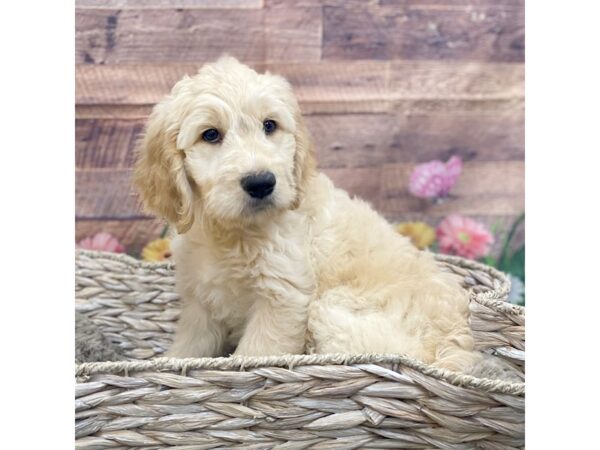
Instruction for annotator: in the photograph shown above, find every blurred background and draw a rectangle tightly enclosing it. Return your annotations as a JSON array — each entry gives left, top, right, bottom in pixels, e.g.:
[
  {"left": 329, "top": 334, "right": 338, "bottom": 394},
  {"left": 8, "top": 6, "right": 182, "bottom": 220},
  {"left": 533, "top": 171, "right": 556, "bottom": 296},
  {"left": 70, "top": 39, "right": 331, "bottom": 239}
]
[{"left": 75, "top": 0, "right": 524, "bottom": 296}]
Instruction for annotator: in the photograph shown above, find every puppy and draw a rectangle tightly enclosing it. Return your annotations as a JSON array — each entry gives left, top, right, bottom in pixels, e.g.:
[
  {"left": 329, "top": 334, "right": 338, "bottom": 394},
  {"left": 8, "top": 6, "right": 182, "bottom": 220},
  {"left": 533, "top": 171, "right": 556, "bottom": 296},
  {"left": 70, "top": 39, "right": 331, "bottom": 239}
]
[{"left": 134, "top": 57, "right": 501, "bottom": 376}]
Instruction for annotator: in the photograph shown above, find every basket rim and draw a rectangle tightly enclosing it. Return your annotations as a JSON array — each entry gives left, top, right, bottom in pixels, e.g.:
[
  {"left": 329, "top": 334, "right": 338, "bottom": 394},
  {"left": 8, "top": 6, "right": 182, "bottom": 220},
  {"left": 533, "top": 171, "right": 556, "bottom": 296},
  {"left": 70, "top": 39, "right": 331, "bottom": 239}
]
[
  {"left": 75, "top": 352, "right": 524, "bottom": 396},
  {"left": 75, "top": 249, "right": 524, "bottom": 316}
]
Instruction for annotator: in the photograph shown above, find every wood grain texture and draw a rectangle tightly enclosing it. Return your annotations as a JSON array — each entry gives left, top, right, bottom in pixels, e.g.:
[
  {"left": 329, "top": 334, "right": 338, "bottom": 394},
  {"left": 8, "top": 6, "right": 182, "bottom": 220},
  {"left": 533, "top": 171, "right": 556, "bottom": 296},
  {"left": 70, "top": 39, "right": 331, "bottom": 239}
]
[
  {"left": 76, "top": 112, "right": 523, "bottom": 169},
  {"left": 77, "top": 98, "right": 524, "bottom": 118},
  {"left": 310, "top": 112, "right": 524, "bottom": 167},
  {"left": 266, "top": 0, "right": 379, "bottom": 7},
  {"left": 76, "top": 104, "right": 154, "bottom": 119},
  {"left": 75, "top": 61, "right": 523, "bottom": 115},
  {"left": 323, "top": 4, "right": 524, "bottom": 62},
  {"left": 389, "top": 61, "right": 523, "bottom": 100},
  {"left": 268, "top": 1, "right": 525, "bottom": 10},
  {"left": 76, "top": 161, "right": 523, "bottom": 220},
  {"left": 76, "top": 169, "right": 142, "bottom": 219},
  {"left": 76, "top": 7, "right": 321, "bottom": 64},
  {"left": 377, "top": 160, "right": 524, "bottom": 216},
  {"left": 77, "top": 0, "right": 263, "bottom": 8},
  {"left": 76, "top": 64, "right": 197, "bottom": 104},
  {"left": 76, "top": 119, "right": 143, "bottom": 168},
  {"left": 379, "top": 1, "right": 524, "bottom": 5}
]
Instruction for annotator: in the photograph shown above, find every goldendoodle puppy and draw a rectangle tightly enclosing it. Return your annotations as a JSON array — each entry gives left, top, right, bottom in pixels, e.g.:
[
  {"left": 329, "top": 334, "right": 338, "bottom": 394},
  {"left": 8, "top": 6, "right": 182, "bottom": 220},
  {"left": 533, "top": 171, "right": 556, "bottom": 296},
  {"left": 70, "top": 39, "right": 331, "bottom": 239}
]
[{"left": 134, "top": 57, "right": 501, "bottom": 377}]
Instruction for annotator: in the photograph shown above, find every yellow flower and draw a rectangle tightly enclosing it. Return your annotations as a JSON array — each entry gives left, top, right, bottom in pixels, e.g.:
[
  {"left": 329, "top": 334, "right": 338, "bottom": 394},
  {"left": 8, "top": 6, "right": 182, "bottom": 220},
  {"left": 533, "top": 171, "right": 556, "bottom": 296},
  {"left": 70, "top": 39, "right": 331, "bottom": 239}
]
[
  {"left": 142, "top": 238, "right": 172, "bottom": 261},
  {"left": 395, "top": 222, "right": 436, "bottom": 249}
]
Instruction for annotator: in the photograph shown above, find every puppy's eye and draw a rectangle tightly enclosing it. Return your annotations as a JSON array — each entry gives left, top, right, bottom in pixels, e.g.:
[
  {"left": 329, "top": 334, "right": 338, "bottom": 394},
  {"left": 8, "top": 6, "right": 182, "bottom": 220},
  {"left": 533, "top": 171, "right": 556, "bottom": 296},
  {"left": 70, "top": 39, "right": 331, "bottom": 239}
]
[
  {"left": 263, "top": 119, "right": 277, "bottom": 135},
  {"left": 202, "top": 128, "right": 221, "bottom": 143}
]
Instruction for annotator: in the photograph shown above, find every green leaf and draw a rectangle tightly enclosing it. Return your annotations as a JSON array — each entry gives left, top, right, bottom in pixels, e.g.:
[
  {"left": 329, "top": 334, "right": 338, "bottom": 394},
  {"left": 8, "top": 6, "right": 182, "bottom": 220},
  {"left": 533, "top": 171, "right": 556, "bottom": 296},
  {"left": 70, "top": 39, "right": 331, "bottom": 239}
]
[
  {"left": 499, "top": 213, "right": 525, "bottom": 268},
  {"left": 482, "top": 255, "right": 497, "bottom": 267},
  {"left": 490, "top": 220, "right": 502, "bottom": 235},
  {"left": 160, "top": 224, "right": 169, "bottom": 239},
  {"left": 505, "top": 245, "right": 525, "bottom": 281}
]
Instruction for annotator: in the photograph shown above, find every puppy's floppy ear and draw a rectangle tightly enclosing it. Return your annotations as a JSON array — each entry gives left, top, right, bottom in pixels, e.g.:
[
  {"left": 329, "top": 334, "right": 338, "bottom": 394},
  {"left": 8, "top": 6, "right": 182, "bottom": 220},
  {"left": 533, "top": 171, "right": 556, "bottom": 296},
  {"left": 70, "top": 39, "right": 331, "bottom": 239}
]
[
  {"left": 133, "top": 103, "right": 195, "bottom": 234},
  {"left": 291, "top": 111, "right": 316, "bottom": 208}
]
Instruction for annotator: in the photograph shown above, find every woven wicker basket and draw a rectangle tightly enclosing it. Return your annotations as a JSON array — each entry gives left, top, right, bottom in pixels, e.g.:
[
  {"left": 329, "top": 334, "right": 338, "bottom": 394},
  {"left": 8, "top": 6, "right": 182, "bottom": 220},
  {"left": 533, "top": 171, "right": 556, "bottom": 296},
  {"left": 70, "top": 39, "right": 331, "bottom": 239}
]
[{"left": 75, "top": 250, "right": 525, "bottom": 449}]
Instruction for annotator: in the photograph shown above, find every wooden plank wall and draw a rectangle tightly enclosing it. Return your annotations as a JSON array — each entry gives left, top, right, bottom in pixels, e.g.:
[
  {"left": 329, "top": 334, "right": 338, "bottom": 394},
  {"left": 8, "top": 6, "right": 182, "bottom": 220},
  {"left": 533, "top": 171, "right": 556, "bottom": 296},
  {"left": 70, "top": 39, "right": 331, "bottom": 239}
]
[{"left": 75, "top": 0, "right": 524, "bottom": 255}]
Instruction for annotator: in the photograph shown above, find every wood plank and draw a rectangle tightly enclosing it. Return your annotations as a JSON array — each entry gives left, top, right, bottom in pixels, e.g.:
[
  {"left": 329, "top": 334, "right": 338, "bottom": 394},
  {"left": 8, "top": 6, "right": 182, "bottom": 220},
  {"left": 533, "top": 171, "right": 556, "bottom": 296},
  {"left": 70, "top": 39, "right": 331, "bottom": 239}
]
[
  {"left": 288, "top": 59, "right": 523, "bottom": 114},
  {"left": 75, "top": 112, "right": 523, "bottom": 169},
  {"left": 379, "top": 1, "right": 523, "bottom": 6},
  {"left": 76, "top": 119, "right": 144, "bottom": 168},
  {"left": 76, "top": 104, "right": 154, "bottom": 119},
  {"left": 323, "top": 4, "right": 524, "bottom": 62},
  {"left": 378, "top": 160, "right": 524, "bottom": 216},
  {"left": 310, "top": 111, "right": 524, "bottom": 167},
  {"left": 266, "top": 0, "right": 378, "bottom": 7},
  {"left": 76, "top": 169, "right": 143, "bottom": 219},
  {"left": 389, "top": 61, "right": 523, "bottom": 100},
  {"left": 75, "top": 64, "right": 198, "bottom": 105},
  {"left": 76, "top": 161, "right": 523, "bottom": 220},
  {"left": 75, "top": 62, "right": 387, "bottom": 105},
  {"left": 76, "top": 218, "right": 167, "bottom": 257},
  {"left": 75, "top": 61, "right": 523, "bottom": 115},
  {"left": 77, "top": 97, "right": 524, "bottom": 118},
  {"left": 267, "top": 1, "right": 523, "bottom": 6},
  {"left": 75, "top": 7, "right": 321, "bottom": 64},
  {"left": 77, "top": 0, "right": 263, "bottom": 8}
]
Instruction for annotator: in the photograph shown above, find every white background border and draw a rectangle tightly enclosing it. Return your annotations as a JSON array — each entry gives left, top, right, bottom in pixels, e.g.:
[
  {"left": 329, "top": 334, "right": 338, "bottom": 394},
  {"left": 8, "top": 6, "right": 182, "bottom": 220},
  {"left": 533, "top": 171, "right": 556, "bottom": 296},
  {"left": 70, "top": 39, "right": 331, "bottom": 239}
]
[{"left": 2, "top": 0, "right": 600, "bottom": 447}]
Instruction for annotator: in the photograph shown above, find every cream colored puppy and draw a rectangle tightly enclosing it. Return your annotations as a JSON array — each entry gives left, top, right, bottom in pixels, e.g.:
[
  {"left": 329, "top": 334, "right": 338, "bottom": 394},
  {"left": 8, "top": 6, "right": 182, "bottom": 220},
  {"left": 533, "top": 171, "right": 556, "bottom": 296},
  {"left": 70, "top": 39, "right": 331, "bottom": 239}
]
[{"left": 134, "top": 57, "right": 489, "bottom": 374}]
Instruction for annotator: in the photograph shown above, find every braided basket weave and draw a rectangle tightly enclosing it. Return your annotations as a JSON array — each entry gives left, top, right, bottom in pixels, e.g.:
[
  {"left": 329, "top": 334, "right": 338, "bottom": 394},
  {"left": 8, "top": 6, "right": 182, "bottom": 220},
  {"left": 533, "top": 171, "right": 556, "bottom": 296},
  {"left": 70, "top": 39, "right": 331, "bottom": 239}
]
[{"left": 75, "top": 250, "right": 525, "bottom": 449}]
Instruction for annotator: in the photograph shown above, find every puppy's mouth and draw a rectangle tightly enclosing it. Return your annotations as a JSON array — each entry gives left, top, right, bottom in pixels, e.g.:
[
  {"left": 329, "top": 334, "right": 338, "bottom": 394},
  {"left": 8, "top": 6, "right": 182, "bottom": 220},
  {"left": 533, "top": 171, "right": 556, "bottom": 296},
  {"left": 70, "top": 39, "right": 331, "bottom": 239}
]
[{"left": 245, "top": 197, "right": 275, "bottom": 213}]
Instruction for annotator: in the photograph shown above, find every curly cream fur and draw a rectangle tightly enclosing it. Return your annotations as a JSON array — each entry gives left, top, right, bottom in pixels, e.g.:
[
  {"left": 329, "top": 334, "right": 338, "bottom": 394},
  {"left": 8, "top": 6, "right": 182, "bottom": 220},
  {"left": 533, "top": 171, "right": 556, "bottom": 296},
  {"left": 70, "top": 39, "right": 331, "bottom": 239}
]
[{"left": 134, "top": 57, "right": 485, "bottom": 374}]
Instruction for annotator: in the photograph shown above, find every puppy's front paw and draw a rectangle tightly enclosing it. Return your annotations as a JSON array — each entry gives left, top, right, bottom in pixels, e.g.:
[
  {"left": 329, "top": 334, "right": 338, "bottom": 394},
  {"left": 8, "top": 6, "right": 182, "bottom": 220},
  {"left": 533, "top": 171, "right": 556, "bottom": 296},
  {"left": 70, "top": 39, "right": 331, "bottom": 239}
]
[
  {"left": 164, "top": 343, "right": 203, "bottom": 358},
  {"left": 231, "top": 342, "right": 261, "bottom": 357},
  {"left": 232, "top": 340, "right": 291, "bottom": 357}
]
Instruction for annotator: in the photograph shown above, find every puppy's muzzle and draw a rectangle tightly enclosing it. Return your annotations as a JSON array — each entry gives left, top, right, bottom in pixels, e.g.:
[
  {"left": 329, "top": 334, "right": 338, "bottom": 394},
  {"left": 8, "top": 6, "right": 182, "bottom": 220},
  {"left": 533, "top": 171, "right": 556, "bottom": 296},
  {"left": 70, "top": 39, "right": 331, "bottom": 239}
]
[{"left": 240, "top": 172, "right": 276, "bottom": 199}]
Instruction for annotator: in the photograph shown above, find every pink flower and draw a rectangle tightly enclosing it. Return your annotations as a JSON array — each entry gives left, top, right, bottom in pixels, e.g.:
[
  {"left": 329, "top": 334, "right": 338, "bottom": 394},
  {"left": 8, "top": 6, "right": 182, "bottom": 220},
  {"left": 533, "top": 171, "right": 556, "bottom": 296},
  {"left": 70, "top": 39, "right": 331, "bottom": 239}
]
[
  {"left": 409, "top": 156, "right": 463, "bottom": 199},
  {"left": 436, "top": 215, "right": 494, "bottom": 259},
  {"left": 77, "top": 232, "right": 125, "bottom": 253}
]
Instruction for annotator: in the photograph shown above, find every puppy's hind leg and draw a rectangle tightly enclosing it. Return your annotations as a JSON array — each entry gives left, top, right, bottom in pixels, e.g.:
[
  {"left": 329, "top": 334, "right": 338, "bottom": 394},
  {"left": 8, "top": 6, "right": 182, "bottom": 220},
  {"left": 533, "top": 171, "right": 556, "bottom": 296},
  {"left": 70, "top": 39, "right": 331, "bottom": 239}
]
[
  {"left": 307, "top": 287, "right": 424, "bottom": 356},
  {"left": 434, "top": 342, "right": 523, "bottom": 383},
  {"left": 465, "top": 352, "right": 524, "bottom": 383}
]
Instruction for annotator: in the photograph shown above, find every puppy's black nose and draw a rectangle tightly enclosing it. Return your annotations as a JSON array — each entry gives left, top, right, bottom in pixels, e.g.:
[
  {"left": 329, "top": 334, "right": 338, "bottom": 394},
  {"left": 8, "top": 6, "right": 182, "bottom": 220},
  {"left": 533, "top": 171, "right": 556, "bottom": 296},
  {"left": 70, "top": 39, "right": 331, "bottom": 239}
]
[{"left": 240, "top": 172, "right": 276, "bottom": 199}]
